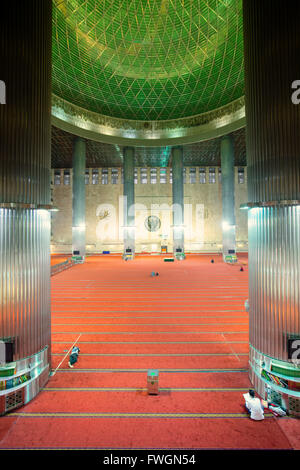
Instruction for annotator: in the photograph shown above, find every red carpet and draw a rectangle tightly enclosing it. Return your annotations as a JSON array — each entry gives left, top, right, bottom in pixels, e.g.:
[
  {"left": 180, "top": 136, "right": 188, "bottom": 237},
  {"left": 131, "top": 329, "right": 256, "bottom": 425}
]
[{"left": 0, "top": 254, "right": 298, "bottom": 449}]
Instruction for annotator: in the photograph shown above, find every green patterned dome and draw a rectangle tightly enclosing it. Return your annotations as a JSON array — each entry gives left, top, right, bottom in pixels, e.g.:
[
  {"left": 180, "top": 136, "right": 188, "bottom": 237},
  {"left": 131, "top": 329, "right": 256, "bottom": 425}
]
[{"left": 52, "top": 0, "right": 244, "bottom": 121}]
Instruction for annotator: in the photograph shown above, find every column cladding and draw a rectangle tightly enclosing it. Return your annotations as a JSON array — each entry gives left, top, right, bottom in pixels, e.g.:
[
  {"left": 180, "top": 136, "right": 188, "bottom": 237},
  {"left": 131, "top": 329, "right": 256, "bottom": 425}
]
[
  {"left": 243, "top": 0, "right": 300, "bottom": 415},
  {"left": 0, "top": 0, "right": 52, "bottom": 412},
  {"left": 72, "top": 137, "right": 86, "bottom": 260},
  {"left": 221, "top": 135, "right": 236, "bottom": 260},
  {"left": 123, "top": 147, "right": 135, "bottom": 255},
  {"left": 172, "top": 146, "right": 184, "bottom": 254}
]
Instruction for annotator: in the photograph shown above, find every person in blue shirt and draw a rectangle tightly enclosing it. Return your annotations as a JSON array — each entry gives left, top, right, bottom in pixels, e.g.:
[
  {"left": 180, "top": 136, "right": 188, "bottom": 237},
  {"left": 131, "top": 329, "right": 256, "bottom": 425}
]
[{"left": 68, "top": 346, "right": 80, "bottom": 368}]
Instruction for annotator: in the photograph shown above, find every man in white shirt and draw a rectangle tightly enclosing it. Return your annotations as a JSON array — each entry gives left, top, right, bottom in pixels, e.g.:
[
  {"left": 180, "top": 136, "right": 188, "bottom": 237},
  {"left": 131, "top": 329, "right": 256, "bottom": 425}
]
[{"left": 244, "top": 389, "right": 265, "bottom": 420}]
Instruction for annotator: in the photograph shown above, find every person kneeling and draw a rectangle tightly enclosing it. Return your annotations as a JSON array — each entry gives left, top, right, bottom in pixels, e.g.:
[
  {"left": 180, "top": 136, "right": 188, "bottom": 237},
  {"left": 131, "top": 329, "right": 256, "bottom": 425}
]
[
  {"left": 68, "top": 346, "right": 80, "bottom": 368},
  {"left": 244, "top": 389, "right": 264, "bottom": 421}
]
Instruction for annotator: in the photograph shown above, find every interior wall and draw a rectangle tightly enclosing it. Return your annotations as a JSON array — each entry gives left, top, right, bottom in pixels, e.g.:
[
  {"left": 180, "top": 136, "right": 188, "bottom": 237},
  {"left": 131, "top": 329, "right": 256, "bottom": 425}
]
[{"left": 50, "top": 167, "right": 248, "bottom": 253}]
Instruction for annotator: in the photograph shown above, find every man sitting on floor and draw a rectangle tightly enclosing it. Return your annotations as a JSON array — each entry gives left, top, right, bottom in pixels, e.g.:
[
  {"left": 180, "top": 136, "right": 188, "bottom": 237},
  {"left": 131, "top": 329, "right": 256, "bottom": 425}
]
[
  {"left": 243, "top": 389, "right": 265, "bottom": 421},
  {"left": 68, "top": 345, "right": 80, "bottom": 368}
]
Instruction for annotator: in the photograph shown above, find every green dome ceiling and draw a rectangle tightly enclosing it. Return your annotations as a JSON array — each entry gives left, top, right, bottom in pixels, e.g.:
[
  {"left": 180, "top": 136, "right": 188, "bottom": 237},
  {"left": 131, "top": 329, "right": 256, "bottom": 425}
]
[{"left": 52, "top": 0, "right": 244, "bottom": 122}]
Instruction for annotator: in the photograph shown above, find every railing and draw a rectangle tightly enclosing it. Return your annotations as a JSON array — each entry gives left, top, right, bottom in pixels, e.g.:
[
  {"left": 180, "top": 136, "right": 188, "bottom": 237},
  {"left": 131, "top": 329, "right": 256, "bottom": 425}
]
[{"left": 51, "top": 258, "right": 75, "bottom": 276}]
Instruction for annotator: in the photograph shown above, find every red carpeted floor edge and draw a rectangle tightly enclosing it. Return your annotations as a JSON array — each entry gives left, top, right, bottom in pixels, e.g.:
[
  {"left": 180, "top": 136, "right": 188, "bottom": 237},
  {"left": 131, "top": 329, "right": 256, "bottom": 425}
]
[{"left": 0, "top": 254, "right": 299, "bottom": 450}]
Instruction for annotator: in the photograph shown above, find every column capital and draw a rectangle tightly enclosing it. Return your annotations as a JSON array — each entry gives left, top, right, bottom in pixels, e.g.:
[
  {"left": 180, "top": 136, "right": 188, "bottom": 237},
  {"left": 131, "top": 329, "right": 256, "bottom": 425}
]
[
  {"left": 221, "top": 134, "right": 234, "bottom": 143},
  {"left": 171, "top": 146, "right": 183, "bottom": 156},
  {"left": 123, "top": 146, "right": 135, "bottom": 156}
]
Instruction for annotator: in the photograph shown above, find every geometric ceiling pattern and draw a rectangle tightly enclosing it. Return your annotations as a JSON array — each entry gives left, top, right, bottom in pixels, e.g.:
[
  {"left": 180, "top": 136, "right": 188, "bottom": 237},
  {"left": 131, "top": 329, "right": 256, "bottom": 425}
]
[
  {"left": 52, "top": 0, "right": 244, "bottom": 121},
  {"left": 51, "top": 125, "right": 246, "bottom": 168}
]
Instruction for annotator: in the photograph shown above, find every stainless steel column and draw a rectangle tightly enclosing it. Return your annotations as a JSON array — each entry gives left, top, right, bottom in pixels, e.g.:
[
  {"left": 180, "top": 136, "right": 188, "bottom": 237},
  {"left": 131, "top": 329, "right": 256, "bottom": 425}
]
[
  {"left": 0, "top": 0, "right": 52, "bottom": 413},
  {"left": 172, "top": 147, "right": 184, "bottom": 254},
  {"left": 72, "top": 137, "right": 86, "bottom": 261},
  {"left": 243, "top": 0, "right": 300, "bottom": 416},
  {"left": 221, "top": 135, "right": 236, "bottom": 261},
  {"left": 123, "top": 147, "right": 135, "bottom": 256}
]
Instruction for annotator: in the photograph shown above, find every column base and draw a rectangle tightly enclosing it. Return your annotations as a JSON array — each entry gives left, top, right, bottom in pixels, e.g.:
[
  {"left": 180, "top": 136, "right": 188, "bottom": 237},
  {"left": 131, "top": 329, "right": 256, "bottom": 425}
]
[
  {"left": 173, "top": 243, "right": 185, "bottom": 259},
  {"left": 0, "top": 347, "right": 49, "bottom": 415},
  {"left": 249, "top": 344, "right": 300, "bottom": 418},
  {"left": 122, "top": 251, "right": 134, "bottom": 260},
  {"left": 71, "top": 255, "right": 85, "bottom": 263},
  {"left": 223, "top": 252, "right": 238, "bottom": 263},
  {"left": 174, "top": 252, "right": 186, "bottom": 260}
]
